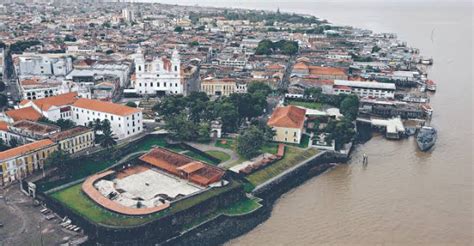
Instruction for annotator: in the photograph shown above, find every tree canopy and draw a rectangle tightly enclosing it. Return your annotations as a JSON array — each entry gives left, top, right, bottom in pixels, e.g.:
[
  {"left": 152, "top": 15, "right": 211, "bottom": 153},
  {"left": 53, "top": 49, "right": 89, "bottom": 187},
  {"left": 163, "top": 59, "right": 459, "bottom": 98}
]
[
  {"left": 0, "top": 94, "right": 7, "bottom": 108},
  {"left": 125, "top": 101, "right": 138, "bottom": 108},
  {"left": 325, "top": 118, "right": 356, "bottom": 150},
  {"left": 0, "top": 81, "right": 6, "bottom": 92},
  {"left": 339, "top": 94, "right": 360, "bottom": 121},
  {"left": 256, "top": 39, "right": 299, "bottom": 56}
]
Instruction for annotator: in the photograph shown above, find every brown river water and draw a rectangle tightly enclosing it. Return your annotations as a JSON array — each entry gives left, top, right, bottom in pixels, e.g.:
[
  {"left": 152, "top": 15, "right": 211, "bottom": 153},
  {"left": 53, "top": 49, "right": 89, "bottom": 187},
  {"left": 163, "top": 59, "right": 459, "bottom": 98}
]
[{"left": 159, "top": 0, "right": 474, "bottom": 244}]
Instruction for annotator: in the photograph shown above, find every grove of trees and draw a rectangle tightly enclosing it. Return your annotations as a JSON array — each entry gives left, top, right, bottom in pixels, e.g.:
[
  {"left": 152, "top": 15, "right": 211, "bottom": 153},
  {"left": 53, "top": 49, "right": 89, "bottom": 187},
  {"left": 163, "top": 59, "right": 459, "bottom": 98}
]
[
  {"left": 255, "top": 39, "right": 299, "bottom": 56},
  {"left": 153, "top": 82, "right": 273, "bottom": 142}
]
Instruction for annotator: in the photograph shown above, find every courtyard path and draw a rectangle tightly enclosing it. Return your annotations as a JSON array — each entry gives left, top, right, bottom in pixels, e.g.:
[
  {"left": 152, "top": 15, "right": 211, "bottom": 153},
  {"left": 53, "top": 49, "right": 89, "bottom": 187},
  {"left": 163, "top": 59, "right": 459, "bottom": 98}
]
[{"left": 185, "top": 141, "right": 239, "bottom": 168}]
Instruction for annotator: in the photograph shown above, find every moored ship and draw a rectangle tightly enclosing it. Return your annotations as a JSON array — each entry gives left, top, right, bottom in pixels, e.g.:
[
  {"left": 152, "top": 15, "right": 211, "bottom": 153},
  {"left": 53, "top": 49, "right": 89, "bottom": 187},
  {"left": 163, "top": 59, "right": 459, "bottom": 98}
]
[
  {"left": 425, "top": 79, "right": 437, "bottom": 91},
  {"left": 416, "top": 126, "right": 437, "bottom": 151}
]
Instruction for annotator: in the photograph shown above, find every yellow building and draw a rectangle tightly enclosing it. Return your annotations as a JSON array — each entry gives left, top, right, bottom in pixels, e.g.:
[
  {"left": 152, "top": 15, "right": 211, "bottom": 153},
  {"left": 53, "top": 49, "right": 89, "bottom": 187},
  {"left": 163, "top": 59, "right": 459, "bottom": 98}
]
[
  {"left": 0, "top": 139, "right": 57, "bottom": 185},
  {"left": 49, "top": 126, "right": 95, "bottom": 154},
  {"left": 267, "top": 106, "right": 306, "bottom": 144},
  {"left": 200, "top": 78, "right": 246, "bottom": 97}
]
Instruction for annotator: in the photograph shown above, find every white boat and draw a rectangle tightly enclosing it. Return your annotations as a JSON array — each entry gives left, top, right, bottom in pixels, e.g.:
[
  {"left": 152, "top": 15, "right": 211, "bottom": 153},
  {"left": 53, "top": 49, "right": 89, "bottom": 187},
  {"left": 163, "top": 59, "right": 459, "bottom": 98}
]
[{"left": 425, "top": 80, "right": 437, "bottom": 91}]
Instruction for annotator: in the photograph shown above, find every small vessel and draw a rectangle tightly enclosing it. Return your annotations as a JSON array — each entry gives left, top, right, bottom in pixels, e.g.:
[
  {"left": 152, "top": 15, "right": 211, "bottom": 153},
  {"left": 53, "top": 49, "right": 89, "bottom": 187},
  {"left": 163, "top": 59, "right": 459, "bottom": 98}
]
[
  {"left": 416, "top": 126, "right": 437, "bottom": 151},
  {"left": 425, "top": 79, "right": 437, "bottom": 92},
  {"left": 420, "top": 58, "right": 434, "bottom": 65},
  {"left": 421, "top": 104, "right": 433, "bottom": 117}
]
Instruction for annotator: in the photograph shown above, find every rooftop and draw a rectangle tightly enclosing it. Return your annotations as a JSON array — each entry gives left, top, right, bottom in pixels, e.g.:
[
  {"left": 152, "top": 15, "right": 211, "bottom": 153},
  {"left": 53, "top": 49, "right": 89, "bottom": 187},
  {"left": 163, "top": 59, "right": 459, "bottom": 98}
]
[
  {"left": 268, "top": 105, "right": 306, "bottom": 129},
  {"left": 5, "top": 107, "right": 42, "bottom": 122},
  {"left": 23, "top": 92, "right": 79, "bottom": 111},
  {"left": 73, "top": 98, "right": 141, "bottom": 116},
  {"left": 334, "top": 80, "right": 396, "bottom": 90},
  {"left": 0, "top": 139, "right": 55, "bottom": 160},
  {"left": 139, "top": 147, "right": 225, "bottom": 187},
  {"left": 49, "top": 126, "right": 92, "bottom": 142},
  {"left": 12, "top": 120, "right": 60, "bottom": 134}
]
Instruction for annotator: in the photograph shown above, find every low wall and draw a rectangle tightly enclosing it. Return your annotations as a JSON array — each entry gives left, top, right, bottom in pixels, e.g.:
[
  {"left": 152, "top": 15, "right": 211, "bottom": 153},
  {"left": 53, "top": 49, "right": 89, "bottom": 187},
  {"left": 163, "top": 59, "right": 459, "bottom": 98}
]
[{"left": 253, "top": 150, "right": 347, "bottom": 201}]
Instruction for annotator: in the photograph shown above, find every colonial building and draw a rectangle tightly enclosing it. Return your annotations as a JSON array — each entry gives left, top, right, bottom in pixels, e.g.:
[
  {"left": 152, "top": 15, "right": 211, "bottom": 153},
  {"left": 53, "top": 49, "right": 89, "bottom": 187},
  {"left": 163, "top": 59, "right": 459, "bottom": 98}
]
[
  {"left": 0, "top": 139, "right": 57, "bottom": 185},
  {"left": 0, "top": 120, "right": 61, "bottom": 146},
  {"left": 133, "top": 49, "right": 184, "bottom": 96},
  {"left": 200, "top": 78, "right": 247, "bottom": 97},
  {"left": 18, "top": 92, "right": 78, "bottom": 121},
  {"left": 49, "top": 126, "right": 95, "bottom": 154},
  {"left": 267, "top": 105, "right": 306, "bottom": 144},
  {"left": 4, "top": 93, "right": 143, "bottom": 140},
  {"left": 71, "top": 98, "right": 143, "bottom": 140},
  {"left": 291, "top": 62, "right": 348, "bottom": 81}
]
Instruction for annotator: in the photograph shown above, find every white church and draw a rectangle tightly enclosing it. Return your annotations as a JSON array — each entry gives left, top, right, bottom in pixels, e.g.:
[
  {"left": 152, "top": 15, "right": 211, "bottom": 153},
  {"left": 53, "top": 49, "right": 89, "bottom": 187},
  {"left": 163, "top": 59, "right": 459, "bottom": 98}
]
[{"left": 132, "top": 48, "right": 184, "bottom": 96}]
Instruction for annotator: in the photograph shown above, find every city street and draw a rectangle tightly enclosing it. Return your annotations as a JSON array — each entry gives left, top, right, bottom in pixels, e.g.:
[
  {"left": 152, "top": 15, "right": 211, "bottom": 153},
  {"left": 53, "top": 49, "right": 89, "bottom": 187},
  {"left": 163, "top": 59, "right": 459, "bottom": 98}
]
[{"left": 0, "top": 186, "right": 84, "bottom": 245}]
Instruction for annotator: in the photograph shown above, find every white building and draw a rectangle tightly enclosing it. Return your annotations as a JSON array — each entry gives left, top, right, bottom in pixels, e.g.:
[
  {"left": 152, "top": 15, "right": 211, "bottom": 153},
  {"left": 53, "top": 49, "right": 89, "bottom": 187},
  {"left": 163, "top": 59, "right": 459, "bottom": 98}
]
[
  {"left": 14, "top": 92, "right": 143, "bottom": 140},
  {"left": 14, "top": 53, "right": 73, "bottom": 77},
  {"left": 133, "top": 49, "right": 183, "bottom": 96},
  {"left": 0, "top": 48, "right": 4, "bottom": 78},
  {"left": 333, "top": 80, "right": 396, "bottom": 99},
  {"left": 66, "top": 63, "right": 131, "bottom": 87},
  {"left": 71, "top": 98, "right": 143, "bottom": 140},
  {"left": 122, "top": 8, "right": 135, "bottom": 22}
]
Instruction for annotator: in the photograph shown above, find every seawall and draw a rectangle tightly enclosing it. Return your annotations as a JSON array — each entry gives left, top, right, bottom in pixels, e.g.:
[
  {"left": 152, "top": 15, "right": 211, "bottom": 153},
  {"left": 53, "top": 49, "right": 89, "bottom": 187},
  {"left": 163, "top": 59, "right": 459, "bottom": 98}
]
[{"left": 161, "top": 150, "right": 347, "bottom": 246}]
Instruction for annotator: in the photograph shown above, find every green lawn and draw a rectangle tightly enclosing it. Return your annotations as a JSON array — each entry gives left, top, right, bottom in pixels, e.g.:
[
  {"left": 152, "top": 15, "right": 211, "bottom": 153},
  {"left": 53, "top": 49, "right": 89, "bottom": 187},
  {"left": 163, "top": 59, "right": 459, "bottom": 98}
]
[
  {"left": 38, "top": 136, "right": 182, "bottom": 192},
  {"left": 183, "top": 151, "right": 220, "bottom": 165},
  {"left": 50, "top": 179, "right": 243, "bottom": 227},
  {"left": 50, "top": 184, "right": 166, "bottom": 226},
  {"left": 223, "top": 197, "right": 261, "bottom": 216},
  {"left": 205, "top": 150, "right": 231, "bottom": 162},
  {"left": 181, "top": 197, "right": 262, "bottom": 230},
  {"left": 246, "top": 147, "right": 319, "bottom": 186},
  {"left": 287, "top": 100, "right": 322, "bottom": 110},
  {"left": 261, "top": 142, "right": 278, "bottom": 155}
]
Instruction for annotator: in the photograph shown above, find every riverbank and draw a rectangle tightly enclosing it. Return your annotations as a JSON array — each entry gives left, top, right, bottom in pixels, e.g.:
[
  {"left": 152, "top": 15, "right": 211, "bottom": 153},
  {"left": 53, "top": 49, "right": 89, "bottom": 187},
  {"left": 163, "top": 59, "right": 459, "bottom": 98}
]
[{"left": 161, "top": 150, "right": 348, "bottom": 246}]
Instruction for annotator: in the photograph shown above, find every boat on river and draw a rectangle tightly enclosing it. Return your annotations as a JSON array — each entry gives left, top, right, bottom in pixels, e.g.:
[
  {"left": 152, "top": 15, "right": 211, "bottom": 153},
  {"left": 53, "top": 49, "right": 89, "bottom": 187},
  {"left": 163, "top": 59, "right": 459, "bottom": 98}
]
[{"left": 416, "top": 126, "right": 437, "bottom": 151}]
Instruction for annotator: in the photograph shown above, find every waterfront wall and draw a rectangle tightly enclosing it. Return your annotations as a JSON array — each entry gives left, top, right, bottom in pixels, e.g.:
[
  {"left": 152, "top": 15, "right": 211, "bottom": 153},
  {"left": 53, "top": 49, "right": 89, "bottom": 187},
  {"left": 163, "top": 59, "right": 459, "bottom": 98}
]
[
  {"left": 159, "top": 150, "right": 347, "bottom": 246},
  {"left": 161, "top": 205, "right": 270, "bottom": 246},
  {"left": 252, "top": 150, "right": 347, "bottom": 201}
]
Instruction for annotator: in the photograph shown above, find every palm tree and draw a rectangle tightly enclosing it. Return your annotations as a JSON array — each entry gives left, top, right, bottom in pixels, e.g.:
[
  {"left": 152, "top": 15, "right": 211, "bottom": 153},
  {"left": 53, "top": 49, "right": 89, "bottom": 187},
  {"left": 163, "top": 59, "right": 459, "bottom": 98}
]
[{"left": 99, "top": 125, "right": 117, "bottom": 149}]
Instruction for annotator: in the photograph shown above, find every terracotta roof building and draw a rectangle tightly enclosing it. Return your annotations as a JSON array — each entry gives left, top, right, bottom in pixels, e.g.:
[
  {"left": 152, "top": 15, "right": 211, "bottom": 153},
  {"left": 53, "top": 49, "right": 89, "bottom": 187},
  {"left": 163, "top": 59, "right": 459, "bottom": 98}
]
[
  {"left": 71, "top": 98, "right": 143, "bottom": 140},
  {"left": 267, "top": 105, "right": 307, "bottom": 144},
  {"left": 49, "top": 126, "right": 95, "bottom": 154},
  {"left": 5, "top": 107, "right": 43, "bottom": 122},
  {"left": 139, "top": 147, "right": 225, "bottom": 186},
  {"left": 0, "top": 139, "right": 57, "bottom": 185},
  {"left": 291, "top": 62, "right": 348, "bottom": 81}
]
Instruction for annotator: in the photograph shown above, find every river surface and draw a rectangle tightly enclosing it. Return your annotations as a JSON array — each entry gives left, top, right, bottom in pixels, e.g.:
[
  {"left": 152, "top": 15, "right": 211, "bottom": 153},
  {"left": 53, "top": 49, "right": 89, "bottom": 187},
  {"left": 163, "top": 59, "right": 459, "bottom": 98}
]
[{"left": 156, "top": 0, "right": 474, "bottom": 244}]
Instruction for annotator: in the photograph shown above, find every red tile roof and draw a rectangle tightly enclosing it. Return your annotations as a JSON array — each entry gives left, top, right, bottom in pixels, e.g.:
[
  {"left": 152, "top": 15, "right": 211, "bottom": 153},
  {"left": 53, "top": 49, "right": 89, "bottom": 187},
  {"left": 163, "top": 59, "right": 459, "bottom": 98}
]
[
  {"left": 0, "top": 139, "right": 56, "bottom": 160},
  {"left": 139, "top": 147, "right": 225, "bottom": 186},
  {"left": 0, "top": 121, "right": 8, "bottom": 131},
  {"left": 73, "top": 98, "right": 141, "bottom": 116},
  {"left": 31, "top": 92, "right": 79, "bottom": 111},
  {"left": 309, "top": 66, "right": 346, "bottom": 76},
  {"left": 6, "top": 107, "right": 42, "bottom": 122},
  {"left": 268, "top": 105, "right": 306, "bottom": 129},
  {"left": 293, "top": 62, "right": 309, "bottom": 70}
]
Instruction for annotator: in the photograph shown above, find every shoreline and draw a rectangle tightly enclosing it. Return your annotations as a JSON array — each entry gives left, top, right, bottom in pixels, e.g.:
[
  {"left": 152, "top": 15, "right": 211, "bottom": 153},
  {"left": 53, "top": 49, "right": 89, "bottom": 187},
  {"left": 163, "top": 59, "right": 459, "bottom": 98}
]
[{"left": 162, "top": 151, "right": 348, "bottom": 246}]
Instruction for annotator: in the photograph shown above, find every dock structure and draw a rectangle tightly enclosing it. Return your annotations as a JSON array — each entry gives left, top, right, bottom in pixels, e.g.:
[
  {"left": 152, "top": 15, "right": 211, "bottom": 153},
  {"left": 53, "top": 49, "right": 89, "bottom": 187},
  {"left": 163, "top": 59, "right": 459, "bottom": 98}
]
[{"left": 357, "top": 117, "right": 405, "bottom": 139}]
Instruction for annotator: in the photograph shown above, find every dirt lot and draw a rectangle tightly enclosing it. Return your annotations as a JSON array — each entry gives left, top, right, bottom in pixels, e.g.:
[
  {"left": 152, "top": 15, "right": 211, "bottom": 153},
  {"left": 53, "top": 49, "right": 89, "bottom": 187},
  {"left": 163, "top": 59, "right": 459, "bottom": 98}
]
[{"left": 0, "top": 185, "right": 85, "bottom": 246}]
